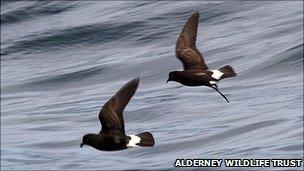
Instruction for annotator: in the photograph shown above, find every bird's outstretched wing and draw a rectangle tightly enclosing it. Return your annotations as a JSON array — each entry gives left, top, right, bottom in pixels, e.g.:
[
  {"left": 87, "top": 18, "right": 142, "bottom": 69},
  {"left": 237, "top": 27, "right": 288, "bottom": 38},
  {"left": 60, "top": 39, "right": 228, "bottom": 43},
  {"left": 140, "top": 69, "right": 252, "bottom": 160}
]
[
  {"left": 98, "top": 78, "right": 139, "bottom": 134},
  {"left": 176, "top": 12, "right": 208, "bottom": 71}
]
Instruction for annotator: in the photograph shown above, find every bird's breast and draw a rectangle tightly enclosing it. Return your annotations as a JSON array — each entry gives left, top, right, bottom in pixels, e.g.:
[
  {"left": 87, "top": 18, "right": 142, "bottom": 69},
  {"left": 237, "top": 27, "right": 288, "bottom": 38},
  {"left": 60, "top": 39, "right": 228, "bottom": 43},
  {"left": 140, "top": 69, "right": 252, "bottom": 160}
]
[{"left": 175, "top": 72, "right": 212, "bottom": 86}]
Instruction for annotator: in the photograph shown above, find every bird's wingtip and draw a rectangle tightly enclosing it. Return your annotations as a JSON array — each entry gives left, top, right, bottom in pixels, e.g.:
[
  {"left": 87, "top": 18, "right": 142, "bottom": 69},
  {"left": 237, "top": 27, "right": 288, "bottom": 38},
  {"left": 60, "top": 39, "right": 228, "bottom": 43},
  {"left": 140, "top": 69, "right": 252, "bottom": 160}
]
[
  {"left": 133, "top": 77, "right": 140, "bottom": 83},
  {"left": 128, "top": 77, "right": 140, "bottom": 88}
]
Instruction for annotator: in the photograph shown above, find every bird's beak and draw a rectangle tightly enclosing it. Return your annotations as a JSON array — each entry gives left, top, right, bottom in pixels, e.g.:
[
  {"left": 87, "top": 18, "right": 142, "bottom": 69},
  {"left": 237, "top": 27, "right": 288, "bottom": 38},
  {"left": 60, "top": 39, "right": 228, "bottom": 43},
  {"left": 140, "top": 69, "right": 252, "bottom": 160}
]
[
  {"left": 166, "top": 79, "right": 170, "bottom": 84},
  {"left": 80, "top": 142, "right": 84, "bottom": 148}
]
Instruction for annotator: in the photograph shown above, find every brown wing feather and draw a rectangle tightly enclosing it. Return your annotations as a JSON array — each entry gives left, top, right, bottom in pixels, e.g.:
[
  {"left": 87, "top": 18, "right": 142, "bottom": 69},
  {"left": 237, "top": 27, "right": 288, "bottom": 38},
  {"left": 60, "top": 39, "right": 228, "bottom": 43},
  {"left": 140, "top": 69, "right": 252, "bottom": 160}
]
[
  {"left": 98, "top": 78, "right": 139, "bottom": 134},
  {"left": 176, "top": 12, "right": 208, "bottom": 70}
]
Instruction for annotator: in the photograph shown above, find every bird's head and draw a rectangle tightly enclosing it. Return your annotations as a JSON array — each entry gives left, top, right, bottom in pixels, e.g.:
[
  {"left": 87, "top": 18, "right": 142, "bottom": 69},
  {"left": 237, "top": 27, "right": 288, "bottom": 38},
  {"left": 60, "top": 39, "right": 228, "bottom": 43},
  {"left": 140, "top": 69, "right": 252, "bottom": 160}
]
[
  {"left": 166, "top": 71, "right": 177, "bottom": 83},
  {"left": 81, "top": 134, "right": 97, "bottom": 148}
]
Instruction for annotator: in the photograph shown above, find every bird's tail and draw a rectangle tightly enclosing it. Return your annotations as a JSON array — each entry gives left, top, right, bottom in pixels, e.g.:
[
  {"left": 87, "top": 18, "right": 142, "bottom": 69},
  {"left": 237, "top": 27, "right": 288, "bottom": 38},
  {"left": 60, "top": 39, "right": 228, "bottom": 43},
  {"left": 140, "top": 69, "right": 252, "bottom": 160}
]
[
  {"left": 218, "top": 65, "right": 236, "bottom": 79},
  {"left": 136, "top": 132, "right": 155, "bottom": 147}
]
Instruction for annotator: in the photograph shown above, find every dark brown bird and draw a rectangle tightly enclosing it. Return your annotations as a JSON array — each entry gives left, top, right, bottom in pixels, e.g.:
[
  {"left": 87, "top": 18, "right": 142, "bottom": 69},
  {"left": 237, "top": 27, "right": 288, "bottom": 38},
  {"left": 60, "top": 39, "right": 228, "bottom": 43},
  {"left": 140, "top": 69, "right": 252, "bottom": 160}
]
[
  {"left": 167, "top": 12, "right": 236, "bottom": 103},
  {"left": 80, "top": 78, "right": 155, "bottom": 151}
]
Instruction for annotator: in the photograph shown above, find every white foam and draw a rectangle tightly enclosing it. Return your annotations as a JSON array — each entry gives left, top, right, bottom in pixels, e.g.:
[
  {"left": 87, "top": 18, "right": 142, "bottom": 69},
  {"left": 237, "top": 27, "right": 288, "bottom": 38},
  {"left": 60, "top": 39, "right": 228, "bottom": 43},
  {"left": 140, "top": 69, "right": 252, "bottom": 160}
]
[
  {"left": 127, "top": 135, "right": 141, "bottom": 147},
  {"left": 211, "top": 70, "right": 223, "bottom": 80}
]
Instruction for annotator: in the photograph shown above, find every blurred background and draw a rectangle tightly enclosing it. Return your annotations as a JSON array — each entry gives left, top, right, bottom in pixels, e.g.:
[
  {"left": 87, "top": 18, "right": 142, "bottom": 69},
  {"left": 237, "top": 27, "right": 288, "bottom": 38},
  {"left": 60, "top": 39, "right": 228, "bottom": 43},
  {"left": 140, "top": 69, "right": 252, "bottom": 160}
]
[{"left": 1, "top": 1, "right": 303, "bottom": 170}]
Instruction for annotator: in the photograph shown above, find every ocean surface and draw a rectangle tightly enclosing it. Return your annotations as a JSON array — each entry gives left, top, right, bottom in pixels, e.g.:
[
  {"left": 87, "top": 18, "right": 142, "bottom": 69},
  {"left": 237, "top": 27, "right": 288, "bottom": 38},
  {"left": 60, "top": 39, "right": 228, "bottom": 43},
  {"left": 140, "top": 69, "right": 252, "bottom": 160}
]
[{"left": 1, "top": 1, "right": 303, "bottom": 170}]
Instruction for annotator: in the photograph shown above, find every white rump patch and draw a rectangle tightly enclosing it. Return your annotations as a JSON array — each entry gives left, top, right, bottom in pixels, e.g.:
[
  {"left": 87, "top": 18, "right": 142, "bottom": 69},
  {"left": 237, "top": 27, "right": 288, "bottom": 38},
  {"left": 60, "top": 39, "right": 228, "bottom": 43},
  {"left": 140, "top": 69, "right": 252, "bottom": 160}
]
[
  {"left": 127, "top": 135, "right": 141, "bottom": 147},
  {"left": 211, "top": 70, "right": 223, "bottom": 80}
]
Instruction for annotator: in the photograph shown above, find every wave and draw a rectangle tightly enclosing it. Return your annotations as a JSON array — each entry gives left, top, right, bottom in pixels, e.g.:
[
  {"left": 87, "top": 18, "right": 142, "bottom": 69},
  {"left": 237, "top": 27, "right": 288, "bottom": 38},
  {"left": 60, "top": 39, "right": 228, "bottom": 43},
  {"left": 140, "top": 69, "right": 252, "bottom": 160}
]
[
  {"left": 1, "top": 1, "right": 75, "bottom": 25},
  {"left": 239, "top": 43, "right": 303, "bottom": 80},
  {"left": 2, "top": 65, "right": 105, "bottom": 92}
]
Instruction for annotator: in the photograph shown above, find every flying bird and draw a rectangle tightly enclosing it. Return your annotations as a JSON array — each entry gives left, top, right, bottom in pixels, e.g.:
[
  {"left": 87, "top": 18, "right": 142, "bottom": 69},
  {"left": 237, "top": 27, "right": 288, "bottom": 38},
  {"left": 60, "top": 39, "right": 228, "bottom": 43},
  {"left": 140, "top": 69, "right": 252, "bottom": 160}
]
[
  {"left": 81, "top": 78, "right": 155, "bottom": 151},
  {"left": 167, "top": 12, "right": 236, "bottom": 103}
]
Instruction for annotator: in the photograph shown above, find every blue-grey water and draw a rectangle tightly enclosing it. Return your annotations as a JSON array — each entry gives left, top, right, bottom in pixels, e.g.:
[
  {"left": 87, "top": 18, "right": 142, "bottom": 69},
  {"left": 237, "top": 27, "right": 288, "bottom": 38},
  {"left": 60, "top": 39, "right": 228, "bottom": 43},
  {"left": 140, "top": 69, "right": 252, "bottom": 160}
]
[{"left": 1, "top": 1, "right": 303, "bottom": 170}]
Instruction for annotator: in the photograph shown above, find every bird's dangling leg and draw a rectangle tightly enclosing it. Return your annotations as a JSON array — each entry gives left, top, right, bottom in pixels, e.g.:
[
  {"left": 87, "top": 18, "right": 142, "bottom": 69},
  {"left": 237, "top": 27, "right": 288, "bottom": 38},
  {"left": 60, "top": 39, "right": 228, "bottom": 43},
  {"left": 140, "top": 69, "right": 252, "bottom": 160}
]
[{"left": 211, "top": 85, "right": 229, "bottom": 103}]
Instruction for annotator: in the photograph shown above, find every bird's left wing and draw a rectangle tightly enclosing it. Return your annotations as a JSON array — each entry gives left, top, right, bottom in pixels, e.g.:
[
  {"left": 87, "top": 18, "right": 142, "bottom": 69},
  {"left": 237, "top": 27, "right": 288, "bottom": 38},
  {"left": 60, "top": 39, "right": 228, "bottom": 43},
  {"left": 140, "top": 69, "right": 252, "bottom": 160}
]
[{"left": 98, "top": 78, "right": 139, "bottom": 134}]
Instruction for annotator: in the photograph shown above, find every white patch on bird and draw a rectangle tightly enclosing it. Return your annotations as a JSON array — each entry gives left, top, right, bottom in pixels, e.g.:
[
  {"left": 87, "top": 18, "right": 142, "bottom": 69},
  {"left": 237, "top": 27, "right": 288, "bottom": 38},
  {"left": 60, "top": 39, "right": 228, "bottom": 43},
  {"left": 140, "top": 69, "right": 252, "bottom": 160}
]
[
  {"left": 210, "top": 81, "right": 217, "bottom": 85},
  {"left": 196, "top": 72, "right": 207, "bottom": 76},
  {"left": 211, "top": 70, "right": 223, "bottom": 80},
  {"left": 127, "top": 135, "right": 141, "bottom": 147}
]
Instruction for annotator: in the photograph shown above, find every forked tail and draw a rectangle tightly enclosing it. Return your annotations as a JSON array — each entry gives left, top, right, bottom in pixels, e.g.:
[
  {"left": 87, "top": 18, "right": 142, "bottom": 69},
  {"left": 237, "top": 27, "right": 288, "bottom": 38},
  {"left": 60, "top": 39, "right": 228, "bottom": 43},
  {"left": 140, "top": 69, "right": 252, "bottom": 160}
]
[{"left": 136, "top": 132, "right": 155, "bottom": 147}]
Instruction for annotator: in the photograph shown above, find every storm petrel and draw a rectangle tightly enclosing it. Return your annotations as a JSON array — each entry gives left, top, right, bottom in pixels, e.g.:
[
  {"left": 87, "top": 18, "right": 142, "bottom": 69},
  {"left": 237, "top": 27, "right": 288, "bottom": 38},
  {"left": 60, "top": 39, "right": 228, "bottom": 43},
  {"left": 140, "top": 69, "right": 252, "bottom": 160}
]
[
  {"left": 80, "top": 78, "right": 155, "bottom": 151},
  {"left": 167, "top": 12, "right": 236, "bottom": 103}
]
